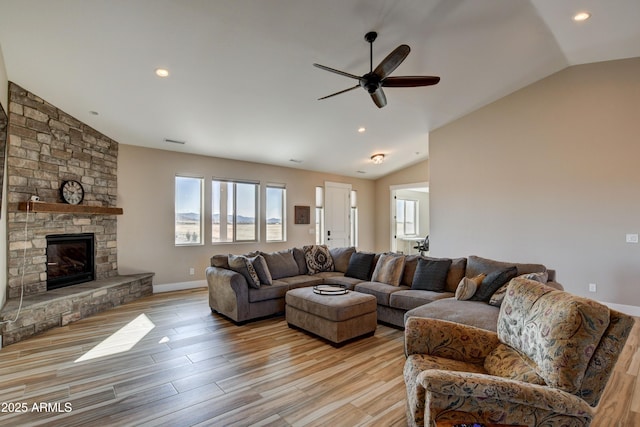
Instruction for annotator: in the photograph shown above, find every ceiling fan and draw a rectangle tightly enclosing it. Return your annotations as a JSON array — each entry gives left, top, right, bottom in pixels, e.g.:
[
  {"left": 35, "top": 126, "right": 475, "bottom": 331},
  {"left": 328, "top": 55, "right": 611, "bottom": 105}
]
[{"left": 314, "top": 31, "right": 440, "bottom": 108}]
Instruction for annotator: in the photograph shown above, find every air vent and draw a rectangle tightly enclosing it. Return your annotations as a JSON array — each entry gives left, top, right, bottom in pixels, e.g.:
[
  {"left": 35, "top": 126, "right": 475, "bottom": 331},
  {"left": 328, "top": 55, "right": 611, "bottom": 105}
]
[
  {"left": 289, "top": 159, "right": 303, "bottom": 163},
  {"left": 164, "top": 138, "right": 186, "bottom": 145}
]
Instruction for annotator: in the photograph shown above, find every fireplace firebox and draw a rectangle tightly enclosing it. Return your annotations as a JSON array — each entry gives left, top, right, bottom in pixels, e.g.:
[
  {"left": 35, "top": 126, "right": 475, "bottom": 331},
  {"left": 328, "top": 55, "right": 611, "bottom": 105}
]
[{"left": 46, "top": 233, "right": 95, "bottom": 290}]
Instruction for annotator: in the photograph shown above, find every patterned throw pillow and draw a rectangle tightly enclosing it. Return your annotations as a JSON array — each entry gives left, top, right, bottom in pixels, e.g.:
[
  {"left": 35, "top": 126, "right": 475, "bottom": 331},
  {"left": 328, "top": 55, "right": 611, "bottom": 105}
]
[
  {"left": 489, "top": 271, "right": 549, "bottom": 307},
  {"left": 303, "top": 245, "right": 335, "bottom": 274},
  {"left": 371, "top": 253, "right": 406, "bottom": 286},
  {"left": 249, "top": 254, "right": 272, "bottom": 285},
  {"left": 228, "top": 254, "right": 261, "bottom": 288},
  {"left": 455, "top": 274, "right": 486, "bottom": 300}
]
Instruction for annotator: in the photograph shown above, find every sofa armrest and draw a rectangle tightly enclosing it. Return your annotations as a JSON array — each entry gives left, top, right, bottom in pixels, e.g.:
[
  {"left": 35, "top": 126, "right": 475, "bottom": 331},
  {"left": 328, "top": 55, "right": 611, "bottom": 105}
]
[
  {"left": 404, "top": 317, "right": 500, "bottom": 364},
  {"left": 418, "top": 370, "right": 592, "bottom": 419},
  {"left": 205, "top": 266, "right": 249, "bottom": 322}
]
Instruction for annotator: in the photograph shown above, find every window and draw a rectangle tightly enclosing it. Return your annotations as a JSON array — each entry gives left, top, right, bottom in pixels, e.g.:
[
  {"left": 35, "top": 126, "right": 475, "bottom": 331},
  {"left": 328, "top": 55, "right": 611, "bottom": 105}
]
[
  {"left": 266, "top": 185, "right": 286, "bottom": 242},
  {"left": 212, "top": 179, "right": 258, "bottom": 243},
  {"left": 396, "top": 198, "right": 418, "bottom": 237},
  {"left": 315, "top": 186, "right": 324, "bottom": 245},
  {"left": 175, "top": 176, "right": 203, "bottom": 245},
  {"left": 350, "top": 190, "right": 358, "bottom": 247}
]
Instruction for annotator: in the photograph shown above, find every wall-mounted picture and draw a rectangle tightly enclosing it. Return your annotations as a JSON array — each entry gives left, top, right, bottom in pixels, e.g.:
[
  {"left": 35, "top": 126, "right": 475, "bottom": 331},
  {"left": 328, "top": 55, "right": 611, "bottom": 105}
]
[{"left": 294, "top": 205, "right": 310, "bottom": 224}]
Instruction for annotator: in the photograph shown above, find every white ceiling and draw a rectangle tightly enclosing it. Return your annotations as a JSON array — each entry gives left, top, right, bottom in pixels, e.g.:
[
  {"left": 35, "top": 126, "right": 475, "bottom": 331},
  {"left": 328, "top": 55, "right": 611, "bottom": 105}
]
[{"left": 1, "top": 1, "right": 639, "bottom": 179}]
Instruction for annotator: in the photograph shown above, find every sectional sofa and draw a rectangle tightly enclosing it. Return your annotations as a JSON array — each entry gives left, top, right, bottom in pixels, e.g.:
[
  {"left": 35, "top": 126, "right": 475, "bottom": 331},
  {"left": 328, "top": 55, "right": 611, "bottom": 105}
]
[{"left": 205, "top": 246, "right": 562, "bottom": 331}]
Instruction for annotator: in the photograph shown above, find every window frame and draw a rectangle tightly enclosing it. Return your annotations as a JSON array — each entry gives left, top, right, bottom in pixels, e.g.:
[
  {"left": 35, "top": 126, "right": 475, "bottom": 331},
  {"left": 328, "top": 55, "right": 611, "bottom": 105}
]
[
  {"left": 211, "top": 178, "right": 259, "bottom": 244},
  {"left": 265, "top": 184, "right": 286, "bottom": 242},
  {"left": 396, "top": 198, "right": 419, "bottom": 237},
  {"left": 174, "top": 175, "right": 204, "bottom": 246}
]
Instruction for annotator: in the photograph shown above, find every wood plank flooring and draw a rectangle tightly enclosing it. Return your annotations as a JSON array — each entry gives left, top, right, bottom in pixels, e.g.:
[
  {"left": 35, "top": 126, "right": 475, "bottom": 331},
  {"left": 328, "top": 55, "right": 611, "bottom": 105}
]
[{"left": 0, "top": 288, "right": 637, "bottom": 426}]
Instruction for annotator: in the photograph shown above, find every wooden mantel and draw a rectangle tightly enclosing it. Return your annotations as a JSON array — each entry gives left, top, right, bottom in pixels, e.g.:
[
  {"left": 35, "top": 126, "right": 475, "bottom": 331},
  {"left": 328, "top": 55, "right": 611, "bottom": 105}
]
[{"left": 18, "top": 201, "right": 123, "bottom": 215}]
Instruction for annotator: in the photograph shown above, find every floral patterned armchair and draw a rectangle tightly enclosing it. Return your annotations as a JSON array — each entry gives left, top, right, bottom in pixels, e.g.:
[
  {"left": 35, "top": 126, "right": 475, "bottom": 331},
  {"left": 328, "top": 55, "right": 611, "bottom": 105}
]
[{"left": 403, "top": 277, "right": 635, "bottom": 427}]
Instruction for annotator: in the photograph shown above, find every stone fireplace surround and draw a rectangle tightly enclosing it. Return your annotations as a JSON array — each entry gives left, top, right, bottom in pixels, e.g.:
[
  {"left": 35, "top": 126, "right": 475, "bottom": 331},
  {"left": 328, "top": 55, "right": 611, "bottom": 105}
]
[{"left": 0, "top": 82, "right": 153, "bottom": 345}]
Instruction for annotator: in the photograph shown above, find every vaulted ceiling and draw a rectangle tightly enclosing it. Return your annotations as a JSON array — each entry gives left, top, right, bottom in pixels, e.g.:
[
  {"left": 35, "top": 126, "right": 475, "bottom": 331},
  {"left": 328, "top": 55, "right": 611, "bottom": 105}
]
[{"left": 1, "top": 1, "right": 639, "bottom": 179}]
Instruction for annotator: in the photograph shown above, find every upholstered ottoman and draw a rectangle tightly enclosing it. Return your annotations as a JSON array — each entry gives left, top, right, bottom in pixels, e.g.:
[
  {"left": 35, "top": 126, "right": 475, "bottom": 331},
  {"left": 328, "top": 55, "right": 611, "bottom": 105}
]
[{"left": 285, "top": 287, "right": 377, "bottom": 345}]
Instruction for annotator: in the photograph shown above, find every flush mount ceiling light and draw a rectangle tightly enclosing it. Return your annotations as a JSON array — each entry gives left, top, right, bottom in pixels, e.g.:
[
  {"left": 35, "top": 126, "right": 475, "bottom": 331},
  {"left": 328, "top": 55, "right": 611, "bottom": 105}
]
[
  {"left": 358, "top": 127, "right": 366, "bottom": 133},
  {"left": 371, "top": 153, "right": 385, "bottom": 164},
  {"left": 155, "top": 68, "right": 170, "bottom": 77},
  {"left": 573, "top": 12, "right": 591, "bottom": 22}
]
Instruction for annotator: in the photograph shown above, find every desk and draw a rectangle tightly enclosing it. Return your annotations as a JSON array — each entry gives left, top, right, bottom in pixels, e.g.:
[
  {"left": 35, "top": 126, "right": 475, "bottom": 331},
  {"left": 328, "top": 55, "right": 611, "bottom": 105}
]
[{"left": 398, "top": 236, "right": 425, "bottom": 255}]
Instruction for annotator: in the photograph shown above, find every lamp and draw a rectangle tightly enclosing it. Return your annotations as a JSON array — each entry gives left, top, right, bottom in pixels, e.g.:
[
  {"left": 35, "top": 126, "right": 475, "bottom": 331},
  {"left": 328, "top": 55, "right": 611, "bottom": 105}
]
[{"left": 371, "top": 154, "right": 385, "bottom": 164}]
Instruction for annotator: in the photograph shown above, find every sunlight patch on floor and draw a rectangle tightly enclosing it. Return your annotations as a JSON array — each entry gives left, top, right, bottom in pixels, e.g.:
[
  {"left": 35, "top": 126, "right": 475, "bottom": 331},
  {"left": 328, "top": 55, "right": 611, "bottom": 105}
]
[{"left": 75, "top": 313, "right": 155, "bottom": 362}]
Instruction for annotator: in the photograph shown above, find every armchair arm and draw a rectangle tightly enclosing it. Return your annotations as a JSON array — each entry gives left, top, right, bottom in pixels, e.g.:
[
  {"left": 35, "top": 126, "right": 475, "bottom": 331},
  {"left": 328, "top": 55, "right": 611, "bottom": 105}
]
[
  {"left": 405, "top": 317, "right": 500, "bottom": 364},
  {"left": 419, "top": 370, "right": 592, "bottom": 420},
  {"left": 205, "top": 266, "right": 249, "bottom": 322}
]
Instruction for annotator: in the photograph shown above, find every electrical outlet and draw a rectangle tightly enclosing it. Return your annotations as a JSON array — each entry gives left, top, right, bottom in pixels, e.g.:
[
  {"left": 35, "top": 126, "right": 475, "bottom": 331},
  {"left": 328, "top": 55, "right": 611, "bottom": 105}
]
[
  {"left": 189, "top": 267, "right": 195, "bottom": 276},
  {"left": 626, "top": 233, "right": 639, "bottom": 243},
  {"left": 589, "top": 283, "right": 597, "bottom": 293}
]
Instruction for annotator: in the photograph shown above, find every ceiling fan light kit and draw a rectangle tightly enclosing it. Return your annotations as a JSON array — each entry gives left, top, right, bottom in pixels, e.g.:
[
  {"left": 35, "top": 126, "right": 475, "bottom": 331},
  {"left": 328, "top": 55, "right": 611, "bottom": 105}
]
[{"left": 314, "top": 31, "right": 440, "bottom": 108}]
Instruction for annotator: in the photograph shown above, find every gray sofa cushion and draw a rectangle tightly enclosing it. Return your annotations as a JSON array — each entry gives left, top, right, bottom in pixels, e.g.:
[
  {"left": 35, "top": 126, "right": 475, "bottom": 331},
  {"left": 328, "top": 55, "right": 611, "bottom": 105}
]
[
  {"left": 354, "top": 281, "right": 410, "bottom": 305},
  {"left": 292, "top": 247, "right": 308, "bottom": 275},
  {"left": 329, "top": 246, "right": 356, "bottom": 273},
  {"left": 248, "top": 282, "right": 289, "bottom": 303},
  {"left": 390, "top": 290, "right": 454, "bottom": 311},
  {"left": 261, "top": 249, "right": 300, "bottom": 279},
  {"left": 405, "top": 298, "right": 501, "bottom": 332}
]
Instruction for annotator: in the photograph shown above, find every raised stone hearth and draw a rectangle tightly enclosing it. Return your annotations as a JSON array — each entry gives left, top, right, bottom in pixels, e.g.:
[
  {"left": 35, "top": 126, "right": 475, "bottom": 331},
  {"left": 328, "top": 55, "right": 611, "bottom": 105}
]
[{"left": 0, "top": 273, "right": 154, "bottom": 346}]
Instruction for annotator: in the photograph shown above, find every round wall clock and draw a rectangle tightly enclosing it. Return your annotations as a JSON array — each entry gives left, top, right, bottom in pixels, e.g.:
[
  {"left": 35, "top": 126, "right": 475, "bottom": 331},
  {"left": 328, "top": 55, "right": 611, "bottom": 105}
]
[{"left": 61, "top": 180, "right": 84, "bottom": 205}]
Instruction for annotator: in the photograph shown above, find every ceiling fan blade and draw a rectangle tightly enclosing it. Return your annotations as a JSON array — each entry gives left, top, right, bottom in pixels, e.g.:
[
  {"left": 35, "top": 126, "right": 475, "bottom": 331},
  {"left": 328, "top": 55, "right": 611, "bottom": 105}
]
[
  {"left": 313, "top": 63, "right": 361, "bottom": 80},
  {"left": 370, "top": 88, "right": 387, "bottom": 108},
  {"left": 318, "top": 85, "right": 360, "bottom": 100},
  {"left": 382, "top": 76, "right": 441, "bottom": 87},
  {"left": 373, "top": 44, "right": 410, "bottom": 80}
]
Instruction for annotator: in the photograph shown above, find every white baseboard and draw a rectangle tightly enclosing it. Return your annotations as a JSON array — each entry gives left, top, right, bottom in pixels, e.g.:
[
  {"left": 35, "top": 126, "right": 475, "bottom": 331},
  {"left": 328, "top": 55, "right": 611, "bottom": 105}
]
[
  {"left": 153, "top": 280, "right": 207, "bottom": 293},
  {"left": 602, "top": 301, "right": 640, "bottom": 317}
]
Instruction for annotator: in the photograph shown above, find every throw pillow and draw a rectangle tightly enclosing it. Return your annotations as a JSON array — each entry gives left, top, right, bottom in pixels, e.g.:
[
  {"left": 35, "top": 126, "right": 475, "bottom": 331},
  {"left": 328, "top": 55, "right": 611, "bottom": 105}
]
[
  {"left": 228, "top": 254, "right": 261, "bottom": 289},
  {"left": 455, "top": 274, "right": 486, "bottom": 300},
  {"left": 371, "top": 253, "right": 406, "bottom": 286},
  {"left": 303, "top": 244, "right": 335, "bottom": 274},
  {"left": 344, "top": 251, "right": 376, "bottom": 280},
  {"left": 489, "top": 271, "right": 549, "bottom": 307},
  {"left": 292, "top": 247, "right": 308, "bottom": 275},
  {"left": 470, "top": 266, "right": 518, "bottom": 302},
  {"left": 329, "top": 246, "right": 356, "bottom": 273},
  {"left": 249, "top": 254, "right": 272, "bottom": 285},
  {"left": 411, "top": 258, "right": 452, "bottom": 291}
]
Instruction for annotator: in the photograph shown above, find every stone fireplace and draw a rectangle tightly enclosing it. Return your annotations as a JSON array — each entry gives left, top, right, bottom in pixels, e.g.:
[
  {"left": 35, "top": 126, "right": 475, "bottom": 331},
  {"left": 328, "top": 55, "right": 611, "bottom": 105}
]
[{"left": 0, "top": 82, "right": 153, "bottom": 346}]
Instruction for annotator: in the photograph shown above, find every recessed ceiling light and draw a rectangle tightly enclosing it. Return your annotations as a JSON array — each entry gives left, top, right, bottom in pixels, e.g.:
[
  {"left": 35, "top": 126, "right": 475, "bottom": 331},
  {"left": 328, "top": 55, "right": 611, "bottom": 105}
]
[
  {"left": 155, "top": 68, "right": 170, "bottom": 77},
  {"left": 358, "top": 127, "right": 366, "bottom": 133},
  {"left": 573, "top": 12, "right": 591, "bottom": 22}
]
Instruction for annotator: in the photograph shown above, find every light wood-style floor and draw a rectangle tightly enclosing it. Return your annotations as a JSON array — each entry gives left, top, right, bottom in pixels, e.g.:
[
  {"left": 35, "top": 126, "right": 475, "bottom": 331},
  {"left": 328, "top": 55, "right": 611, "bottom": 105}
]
[{"left": 0, "top": 288, "right": 637, "bottom": 426}]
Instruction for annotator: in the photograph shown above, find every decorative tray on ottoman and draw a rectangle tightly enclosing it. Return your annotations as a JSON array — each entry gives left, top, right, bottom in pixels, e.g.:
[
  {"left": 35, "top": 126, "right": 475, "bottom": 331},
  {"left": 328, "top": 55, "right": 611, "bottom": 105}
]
[{"left": 313, "top": 284, "right": 348, "bottom": 295}]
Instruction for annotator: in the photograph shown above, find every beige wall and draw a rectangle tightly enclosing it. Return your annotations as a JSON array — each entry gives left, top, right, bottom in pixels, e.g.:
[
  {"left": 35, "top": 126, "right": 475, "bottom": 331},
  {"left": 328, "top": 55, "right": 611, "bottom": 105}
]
[
  {"left": 430, "top": 57, "right": 640, "bottom": 307},
  {"left": 373, "top": 160, "right": 429, "bottom": 252},
  {"left": 117, "top": 144, "right": 375, "bottom": 287}
]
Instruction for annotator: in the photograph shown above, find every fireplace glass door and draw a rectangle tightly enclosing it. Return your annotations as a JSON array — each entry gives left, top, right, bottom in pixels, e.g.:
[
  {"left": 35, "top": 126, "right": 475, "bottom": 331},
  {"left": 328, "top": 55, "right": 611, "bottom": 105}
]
[{"left": 46, "top": 233, "right": 95, "bottom": 290}]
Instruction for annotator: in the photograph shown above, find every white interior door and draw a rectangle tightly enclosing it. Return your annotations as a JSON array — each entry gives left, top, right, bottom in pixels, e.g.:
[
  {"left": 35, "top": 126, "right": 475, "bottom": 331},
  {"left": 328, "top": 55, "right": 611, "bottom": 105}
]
[{"left": 324, "top": 182, "right": 351, "bottom": 248}]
